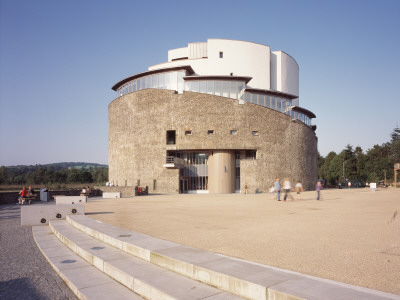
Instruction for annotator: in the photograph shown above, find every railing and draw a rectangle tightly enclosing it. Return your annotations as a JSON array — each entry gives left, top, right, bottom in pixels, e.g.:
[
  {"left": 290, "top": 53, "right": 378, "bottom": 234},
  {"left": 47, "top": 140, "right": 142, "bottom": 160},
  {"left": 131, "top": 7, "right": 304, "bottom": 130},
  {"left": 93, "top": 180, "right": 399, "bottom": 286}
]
[{"left": 165, "top": 156, "right": 185, "bottom": 166}]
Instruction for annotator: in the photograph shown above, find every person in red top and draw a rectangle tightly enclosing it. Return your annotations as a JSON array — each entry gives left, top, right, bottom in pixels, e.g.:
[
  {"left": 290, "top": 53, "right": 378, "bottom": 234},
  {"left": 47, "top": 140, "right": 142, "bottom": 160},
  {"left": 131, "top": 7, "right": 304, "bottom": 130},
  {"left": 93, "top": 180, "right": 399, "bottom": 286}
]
[{"left": 18, "top": 187, "right": 28, "bottom": 205}]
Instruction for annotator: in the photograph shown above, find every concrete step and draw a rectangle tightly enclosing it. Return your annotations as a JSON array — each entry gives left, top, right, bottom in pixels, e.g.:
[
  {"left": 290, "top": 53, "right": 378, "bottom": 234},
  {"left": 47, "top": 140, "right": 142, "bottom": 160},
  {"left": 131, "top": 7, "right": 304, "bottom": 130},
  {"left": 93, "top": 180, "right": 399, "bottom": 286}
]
[
  {"left": 66, "top": 214, "right": 400, "bottom": 300},
  {"left": 32, "top": 225, "right": 143, "bottom": 300},
  {"left": 48, "top": 220, "right": 244, "bottom": 300}
]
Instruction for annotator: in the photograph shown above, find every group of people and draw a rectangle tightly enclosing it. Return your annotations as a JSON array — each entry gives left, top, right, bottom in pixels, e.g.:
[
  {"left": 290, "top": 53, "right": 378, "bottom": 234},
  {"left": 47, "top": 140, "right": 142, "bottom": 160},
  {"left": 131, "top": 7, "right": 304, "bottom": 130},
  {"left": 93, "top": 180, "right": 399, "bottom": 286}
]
[
  {"left": 17, "top": 186, "right": 91, "bottom": 204},
  {"left": 273, "top": 178, "right": 323, "bottom": 201},
  {"left": 80, "top": 186, "right": 91, "bottom": 197},
  {"left": 17, "top": 186, "right": 35, "bottom": 205}
]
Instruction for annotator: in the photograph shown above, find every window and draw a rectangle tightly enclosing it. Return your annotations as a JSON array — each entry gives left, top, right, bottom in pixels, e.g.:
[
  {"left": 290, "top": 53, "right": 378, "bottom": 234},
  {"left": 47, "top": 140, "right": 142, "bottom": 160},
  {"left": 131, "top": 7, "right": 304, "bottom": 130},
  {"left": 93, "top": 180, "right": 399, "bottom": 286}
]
[
  {"left": 215, "top": 81, "right": 222, "bottom": 96},
  {"left": 159, "top": 73, "right": 165, "bottom": 89},
  {"left": 259, "top": 94, "right": 265, "bottom": 106},
  {"left": 230, "top": 130, "right": 237, "bottom": 135},
  {"left": 251, "top": 93, "right": 257, "bottom": 104},
  {"left": 223, "top": 81, "right": 230, "bottom": 98},
  {"left": 208, "top": 130, "right": 215, "bottom": 135},
  {"left": 192, "top": 81, "right": 199, "bottom": 92},
  {"left": 245, "top": 150, "right": 256, "bottom": 159},
  {"left": 164, "top": 72, "right": 170, "bottom": 89},
  {"left": 185, "top": 130, "right": 192, "bottom": 135},
  {"left": 200, "top": 81, "right": 207, "bottom": 93},
  {"left": 219, "top": 51, "right": 223, "bottom": 58},
  {"left": 166, "top": 130, "right": 176, "bottom": 145},
  {"left": 207, "top": 81, "right": 214, "bottom": 94},
  {"left": 151, "top": 75, "right": 158, "bottom": 88},
  {"left": 146, "top": 76, "right": 151, "bottom": 89}
]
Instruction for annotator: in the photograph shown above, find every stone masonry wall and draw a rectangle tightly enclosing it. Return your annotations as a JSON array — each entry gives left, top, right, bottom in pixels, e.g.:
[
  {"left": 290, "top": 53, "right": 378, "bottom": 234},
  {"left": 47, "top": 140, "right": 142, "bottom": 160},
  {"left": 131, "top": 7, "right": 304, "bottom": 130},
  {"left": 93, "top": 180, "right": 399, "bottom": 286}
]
[{"left": 109, "top": 89, "right": 318, "bottom": 193}]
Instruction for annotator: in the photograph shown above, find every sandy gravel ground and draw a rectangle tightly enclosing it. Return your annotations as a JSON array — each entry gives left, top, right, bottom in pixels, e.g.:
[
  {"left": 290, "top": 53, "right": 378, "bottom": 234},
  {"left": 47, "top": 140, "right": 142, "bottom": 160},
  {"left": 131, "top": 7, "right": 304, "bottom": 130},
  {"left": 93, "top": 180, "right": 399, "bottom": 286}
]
[{"left": 84, "top": 188, "right": 400, "bottom": 295}]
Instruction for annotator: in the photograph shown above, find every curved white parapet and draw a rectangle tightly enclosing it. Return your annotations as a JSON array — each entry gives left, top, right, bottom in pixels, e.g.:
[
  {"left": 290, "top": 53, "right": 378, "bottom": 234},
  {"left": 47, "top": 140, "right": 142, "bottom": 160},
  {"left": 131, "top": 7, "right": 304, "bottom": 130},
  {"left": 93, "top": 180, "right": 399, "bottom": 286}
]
[
  {"left": 271, "top": 51, "right": 299, "bottom": 96},
  {"left": 149, "top": 39, "right": 299, "bottom": 98},
  {"left": 151, "top": 39, "right": 275, "bottom": 93}
]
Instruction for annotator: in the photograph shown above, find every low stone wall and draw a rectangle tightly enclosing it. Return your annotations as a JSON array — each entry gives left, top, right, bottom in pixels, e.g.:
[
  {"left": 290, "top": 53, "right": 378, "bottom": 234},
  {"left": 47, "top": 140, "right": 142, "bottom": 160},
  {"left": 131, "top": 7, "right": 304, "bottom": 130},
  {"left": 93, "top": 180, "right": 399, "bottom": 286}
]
[
  {"left": 0, "top": 189, "right": 102, "bottom": 205},
  {"left": 99, "top": 186, "right": 136, "bottom": 198}
]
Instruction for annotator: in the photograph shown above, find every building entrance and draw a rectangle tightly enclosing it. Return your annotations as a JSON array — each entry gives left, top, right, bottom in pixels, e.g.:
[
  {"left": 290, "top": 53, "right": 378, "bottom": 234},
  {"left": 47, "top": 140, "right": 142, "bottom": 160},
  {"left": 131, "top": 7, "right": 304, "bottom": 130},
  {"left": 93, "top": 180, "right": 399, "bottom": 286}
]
[
  {"left": 179, "top": 152, "right": 209, "bottom": 193},
  {"left": 179, "top": 178, "right": 188, "bottom": 194}
]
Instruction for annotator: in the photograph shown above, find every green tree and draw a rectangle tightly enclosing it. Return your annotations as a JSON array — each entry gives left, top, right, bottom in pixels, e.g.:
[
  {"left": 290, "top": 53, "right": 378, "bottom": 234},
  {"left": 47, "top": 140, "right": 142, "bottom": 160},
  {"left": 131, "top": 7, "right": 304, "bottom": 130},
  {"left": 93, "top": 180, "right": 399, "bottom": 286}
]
[
  {"left": 390, "top": 126, "right": 400, "bottom": 164},
  {"left": 354, "top": 146, "right": 367, "bottom": 183},
  {"left": 0, "top": 166, "right": 7, "bottom": 184},
  {"left": 340, "top": 144, "right": 357, "bottom": 182},
  {"left": 327, "top": 154, "right": 342, "bottom": 185},
  {"left": 93, "top": 168, "right": 108, "bottom": 183},
  {"left": 320, "top": 152, "right": 337, "bottom": 184}
]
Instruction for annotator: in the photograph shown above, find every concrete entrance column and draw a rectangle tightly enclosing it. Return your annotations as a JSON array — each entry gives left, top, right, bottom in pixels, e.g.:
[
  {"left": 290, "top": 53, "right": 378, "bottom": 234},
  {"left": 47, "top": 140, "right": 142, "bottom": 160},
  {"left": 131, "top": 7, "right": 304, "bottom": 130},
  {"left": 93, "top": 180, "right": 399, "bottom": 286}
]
[{"left": 208, "top": 150, "right": 235, "bottom": 193}]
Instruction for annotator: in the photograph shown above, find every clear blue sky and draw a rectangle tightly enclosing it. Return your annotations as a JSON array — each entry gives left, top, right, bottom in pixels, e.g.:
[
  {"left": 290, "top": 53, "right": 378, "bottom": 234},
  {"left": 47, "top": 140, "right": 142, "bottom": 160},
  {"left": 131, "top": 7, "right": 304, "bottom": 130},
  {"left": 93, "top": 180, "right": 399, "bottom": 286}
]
[{"left": 1, "top": 0, "right": 399, "bottom": 166}]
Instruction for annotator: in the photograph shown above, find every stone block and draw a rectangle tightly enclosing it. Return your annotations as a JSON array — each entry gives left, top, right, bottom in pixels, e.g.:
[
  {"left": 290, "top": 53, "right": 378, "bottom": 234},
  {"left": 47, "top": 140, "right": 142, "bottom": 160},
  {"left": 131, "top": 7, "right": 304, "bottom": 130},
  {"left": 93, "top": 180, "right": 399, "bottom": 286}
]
[
  {"left": 56, "top": 196, "right": 87, "bottom": 204},
  {"left": 103, "top": 192, "right": 121, "bottom": 198},
  {"left": 21, "top": 204, "right": 84, "bottom": 226}
]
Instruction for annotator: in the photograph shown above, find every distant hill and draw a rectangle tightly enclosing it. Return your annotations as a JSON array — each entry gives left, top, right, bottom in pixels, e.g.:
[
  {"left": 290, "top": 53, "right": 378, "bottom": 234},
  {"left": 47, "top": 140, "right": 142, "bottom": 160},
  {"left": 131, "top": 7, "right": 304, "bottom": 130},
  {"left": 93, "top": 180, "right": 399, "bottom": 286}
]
[
  {"left": 4, "top": 162, "right": 108, "bottom": 170},
  {"left": 0, "top": 162, "right": 108, "bottom": 185}
]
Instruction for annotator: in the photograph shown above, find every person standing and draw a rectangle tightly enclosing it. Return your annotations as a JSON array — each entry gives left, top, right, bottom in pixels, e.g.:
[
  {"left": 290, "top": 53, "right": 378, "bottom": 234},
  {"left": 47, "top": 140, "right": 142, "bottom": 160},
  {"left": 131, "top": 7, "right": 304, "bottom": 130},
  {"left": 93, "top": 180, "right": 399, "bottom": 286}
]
[
  {"left": 274, "top": 177, "right": 281, "bottom": 201},
  {"left": 348, "top": 181, "right": 351, "bottom": 189},
  {"left": 316, "top": 181, "right": 323, "bottom": 200},
  {"left": 295, "top": 180, "right": 304, "bottom": 200}
]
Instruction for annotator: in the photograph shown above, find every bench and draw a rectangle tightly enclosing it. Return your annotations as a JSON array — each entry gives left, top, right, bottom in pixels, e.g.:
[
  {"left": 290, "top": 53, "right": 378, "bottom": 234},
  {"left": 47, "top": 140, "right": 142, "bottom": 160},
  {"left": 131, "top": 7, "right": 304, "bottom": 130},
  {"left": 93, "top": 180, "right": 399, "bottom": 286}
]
[{"left": 20, "top": 194, "right": 37, "bottom": 205}]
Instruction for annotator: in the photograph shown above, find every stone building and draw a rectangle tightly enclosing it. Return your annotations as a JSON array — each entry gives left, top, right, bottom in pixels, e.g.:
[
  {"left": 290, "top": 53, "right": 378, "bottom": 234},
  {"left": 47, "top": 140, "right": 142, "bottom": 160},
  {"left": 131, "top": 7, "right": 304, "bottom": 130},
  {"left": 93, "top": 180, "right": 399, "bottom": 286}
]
[{"left": 109, "top": 39, "right": 318, "bottom": 194}]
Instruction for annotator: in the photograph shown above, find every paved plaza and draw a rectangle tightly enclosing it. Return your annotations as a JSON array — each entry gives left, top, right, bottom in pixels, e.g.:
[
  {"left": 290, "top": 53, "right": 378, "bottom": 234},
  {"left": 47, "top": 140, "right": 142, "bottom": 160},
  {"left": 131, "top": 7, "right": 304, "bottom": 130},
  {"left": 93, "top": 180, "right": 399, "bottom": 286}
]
[
  {"left": 0, "top": 204, "right": 77, "bottom": 299},
  {"left": 83, "top": 188, "right": 400, "bottom": 295}
]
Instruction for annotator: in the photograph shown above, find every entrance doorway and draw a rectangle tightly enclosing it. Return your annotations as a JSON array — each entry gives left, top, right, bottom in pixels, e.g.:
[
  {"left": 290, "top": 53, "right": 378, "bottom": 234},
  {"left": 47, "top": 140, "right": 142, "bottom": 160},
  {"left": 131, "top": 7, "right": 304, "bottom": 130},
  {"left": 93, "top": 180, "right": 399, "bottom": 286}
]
[{"left": 179, "top": 179, "right": 188, "bottom": 194}]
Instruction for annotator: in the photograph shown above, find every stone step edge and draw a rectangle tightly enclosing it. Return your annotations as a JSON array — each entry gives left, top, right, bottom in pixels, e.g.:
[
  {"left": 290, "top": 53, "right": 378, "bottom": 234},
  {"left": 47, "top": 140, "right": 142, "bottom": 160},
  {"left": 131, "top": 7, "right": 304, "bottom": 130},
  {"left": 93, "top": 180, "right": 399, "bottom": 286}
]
[
  {"left": 48, "top": 220, "right": 183, "bottom": 300},
  {"left": 32, "top": 226, "right": 143, "bottom": 300},
  {"left": 66, "top": 215, "right": 399, "bottom": 300},
  {"left": 66, "top": 215, "right": 267, "bottom": 299},
  {"left": 49, "top": 220, "right": 242, "bottom": 300}
]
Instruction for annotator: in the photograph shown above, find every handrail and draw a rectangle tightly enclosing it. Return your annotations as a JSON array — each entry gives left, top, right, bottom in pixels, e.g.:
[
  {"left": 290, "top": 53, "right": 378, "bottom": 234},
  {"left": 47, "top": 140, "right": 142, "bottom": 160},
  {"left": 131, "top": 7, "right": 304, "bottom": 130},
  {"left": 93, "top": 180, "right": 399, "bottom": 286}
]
[{"left": 165, "top": 156, "right": 185, "bottom": 165}]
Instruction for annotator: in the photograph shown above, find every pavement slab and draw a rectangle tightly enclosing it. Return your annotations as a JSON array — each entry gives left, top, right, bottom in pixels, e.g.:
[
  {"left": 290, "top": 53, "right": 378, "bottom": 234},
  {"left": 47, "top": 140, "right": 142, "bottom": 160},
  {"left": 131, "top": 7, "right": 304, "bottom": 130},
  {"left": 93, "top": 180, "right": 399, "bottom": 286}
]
[
  {"left": 83, "top": 188, "right": 400, "bottom": 296},
  {"left": 0, "top": 204, "right": 77, "bottom": 300}
]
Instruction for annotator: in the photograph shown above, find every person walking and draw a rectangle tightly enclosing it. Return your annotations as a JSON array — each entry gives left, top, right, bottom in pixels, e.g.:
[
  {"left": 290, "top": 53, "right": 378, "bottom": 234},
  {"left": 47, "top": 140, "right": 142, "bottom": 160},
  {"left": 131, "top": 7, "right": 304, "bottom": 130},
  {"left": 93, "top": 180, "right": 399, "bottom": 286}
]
[
  {"left": 274, "top": 177, "right": 281, "bottom": 201},
  {"left": 316, "top": 181, "right": 323, "bottom": 200},
  {"left": 295, "top": 180, "right": 304, "bottom": 200},
  {"left": 283, "top": 178, "right": 293, "bottom": 201}
]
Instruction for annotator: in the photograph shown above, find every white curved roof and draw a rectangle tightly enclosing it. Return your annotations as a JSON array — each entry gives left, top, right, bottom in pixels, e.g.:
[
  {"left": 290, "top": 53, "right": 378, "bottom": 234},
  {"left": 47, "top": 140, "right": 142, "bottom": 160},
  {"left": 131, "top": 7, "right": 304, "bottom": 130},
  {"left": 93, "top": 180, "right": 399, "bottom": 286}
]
[{"left": 148, "top": 39, "right": 299, "bottom": 97}]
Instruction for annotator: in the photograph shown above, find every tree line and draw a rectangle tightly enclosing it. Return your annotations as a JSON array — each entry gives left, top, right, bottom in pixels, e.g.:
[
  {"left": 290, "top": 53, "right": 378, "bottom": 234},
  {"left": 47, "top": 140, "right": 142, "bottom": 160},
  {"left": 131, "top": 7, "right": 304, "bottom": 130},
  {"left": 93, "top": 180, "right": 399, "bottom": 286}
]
[
  {"left": 318, "top": 126, "right": 400, "bottom": 186},
  {"left": 1, "top": 127, "right": 399, "bottom": 187},
  {"left": 0, "top": 163, "right": 108, "bottom": 185}
]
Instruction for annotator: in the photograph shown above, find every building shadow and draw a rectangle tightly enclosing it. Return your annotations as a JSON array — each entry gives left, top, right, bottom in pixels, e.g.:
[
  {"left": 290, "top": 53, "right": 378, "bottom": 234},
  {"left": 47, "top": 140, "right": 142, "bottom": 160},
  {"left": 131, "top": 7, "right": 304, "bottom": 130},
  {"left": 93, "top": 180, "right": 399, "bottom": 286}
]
[
  {"left": 85, "top": 212, "right": 114, "bottom": 215},
  {"left": 0, "top": 277, "right": 43, "bottom": 300}
]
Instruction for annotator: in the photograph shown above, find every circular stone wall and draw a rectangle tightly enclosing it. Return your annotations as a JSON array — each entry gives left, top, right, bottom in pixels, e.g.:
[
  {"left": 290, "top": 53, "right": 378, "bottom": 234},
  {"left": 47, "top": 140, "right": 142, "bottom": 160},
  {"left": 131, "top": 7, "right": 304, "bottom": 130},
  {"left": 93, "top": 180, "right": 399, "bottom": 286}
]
[{"left": 109, "top": 89, "right": 318, "bottom": 193}]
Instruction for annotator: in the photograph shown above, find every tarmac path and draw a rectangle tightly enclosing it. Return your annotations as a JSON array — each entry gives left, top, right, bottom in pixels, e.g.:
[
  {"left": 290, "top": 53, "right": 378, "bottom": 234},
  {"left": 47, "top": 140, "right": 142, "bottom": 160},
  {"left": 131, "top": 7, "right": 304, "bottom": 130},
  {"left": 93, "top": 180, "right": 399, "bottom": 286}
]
[
  {"left": 0, "top": 204, "right": 77, "bottom": 300},
  {"left": 84, "top": 188, "right": 400, "bottom": 295}
]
